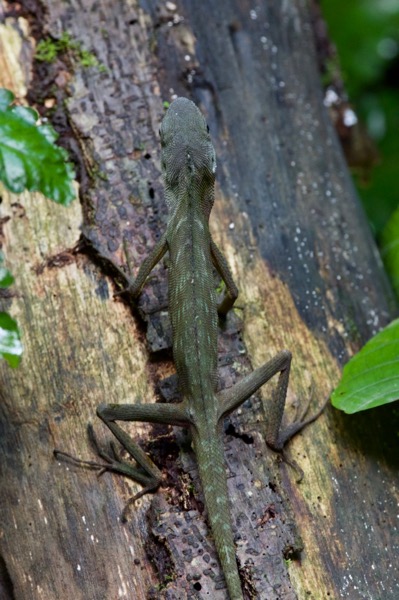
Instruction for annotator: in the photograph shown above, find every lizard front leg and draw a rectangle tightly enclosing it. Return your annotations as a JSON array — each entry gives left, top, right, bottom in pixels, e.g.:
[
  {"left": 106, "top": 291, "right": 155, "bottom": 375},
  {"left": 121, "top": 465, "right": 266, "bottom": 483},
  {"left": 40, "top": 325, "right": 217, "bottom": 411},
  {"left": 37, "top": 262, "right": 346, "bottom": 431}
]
[
  {"left": 210, "top": 239, "right": 239, "bottom": 316},
  {"left": 116, "top": 232, "right": 168, "bottom": 297}
]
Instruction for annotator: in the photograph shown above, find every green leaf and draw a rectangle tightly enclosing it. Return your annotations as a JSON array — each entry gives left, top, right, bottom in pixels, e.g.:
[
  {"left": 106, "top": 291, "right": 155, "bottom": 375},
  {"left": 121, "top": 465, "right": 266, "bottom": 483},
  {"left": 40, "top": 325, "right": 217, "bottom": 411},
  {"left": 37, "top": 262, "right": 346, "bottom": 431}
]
[
  {"left": 0, "top": 311, "right": 23, "bottom": 368},
  {"left": 380, "top": 204, "right": 399, "bottom": 300},
  {"left": 0, "top": 253, "right": 14, "bottom": 287},
  {"left": 0, "top": 266, "right": 14, "bottom": 288},
  {"left": 0, "top": 88, "right": 14, "bottom": 110},
  {"left": 0, "top": 88, "right": 76, "bottom": 205},
  {"left": 331, "top": 319, "right": 399, "bottom": 414}
]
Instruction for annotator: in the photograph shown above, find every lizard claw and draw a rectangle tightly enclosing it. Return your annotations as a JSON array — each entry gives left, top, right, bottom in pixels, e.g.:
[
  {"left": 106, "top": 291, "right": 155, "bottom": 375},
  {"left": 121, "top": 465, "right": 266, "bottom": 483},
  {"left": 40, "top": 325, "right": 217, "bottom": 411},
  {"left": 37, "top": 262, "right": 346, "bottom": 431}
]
[
  {"left": 113, "top": 283, "right": 134, "bottom": 298},
  {"left": 279, "top": 449, "right": 304, "bottom": 483}
]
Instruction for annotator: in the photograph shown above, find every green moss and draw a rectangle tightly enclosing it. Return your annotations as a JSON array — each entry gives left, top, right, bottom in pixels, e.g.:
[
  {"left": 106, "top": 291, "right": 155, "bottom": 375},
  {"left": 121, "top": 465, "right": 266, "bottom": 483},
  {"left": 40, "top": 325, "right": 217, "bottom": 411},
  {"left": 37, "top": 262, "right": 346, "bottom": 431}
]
[
  {"left": 35, "top": 32, "right": 107, "bottom": 73},
  {"left": 284, "top": 558, "right": 292, "bottom": 568},
  {"left": 78, "top": 49, "right": 107, "bottom": 72},
  {"left": 35, "top": 38, "right": 59, "bottom": 62}
]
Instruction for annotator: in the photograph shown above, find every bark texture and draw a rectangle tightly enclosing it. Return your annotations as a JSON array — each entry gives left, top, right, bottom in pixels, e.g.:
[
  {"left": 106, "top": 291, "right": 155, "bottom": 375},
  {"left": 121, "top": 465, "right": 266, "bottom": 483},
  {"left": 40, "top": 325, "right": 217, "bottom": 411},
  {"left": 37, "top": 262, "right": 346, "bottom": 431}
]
[{"left": 0, "top": 1, "right": 398, "bottom": 599}]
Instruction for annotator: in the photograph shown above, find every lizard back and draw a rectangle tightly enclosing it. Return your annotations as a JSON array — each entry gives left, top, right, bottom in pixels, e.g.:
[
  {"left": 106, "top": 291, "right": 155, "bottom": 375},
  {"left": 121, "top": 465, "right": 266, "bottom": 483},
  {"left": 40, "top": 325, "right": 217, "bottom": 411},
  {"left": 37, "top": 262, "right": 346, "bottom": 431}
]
[
  {"left": 161, "top": 98, "right": 219, "bottom": 409},
  {"left": 167, "top": 199, "right": 218, "bottom": 404}
]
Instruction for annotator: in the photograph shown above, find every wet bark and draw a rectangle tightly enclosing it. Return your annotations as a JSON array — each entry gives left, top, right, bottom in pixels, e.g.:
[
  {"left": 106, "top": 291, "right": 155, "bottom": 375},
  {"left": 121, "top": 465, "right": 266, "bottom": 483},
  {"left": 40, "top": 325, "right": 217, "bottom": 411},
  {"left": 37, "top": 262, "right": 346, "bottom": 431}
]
[{"left": 0, "top": 1, "right": 397, "bottom": 599}]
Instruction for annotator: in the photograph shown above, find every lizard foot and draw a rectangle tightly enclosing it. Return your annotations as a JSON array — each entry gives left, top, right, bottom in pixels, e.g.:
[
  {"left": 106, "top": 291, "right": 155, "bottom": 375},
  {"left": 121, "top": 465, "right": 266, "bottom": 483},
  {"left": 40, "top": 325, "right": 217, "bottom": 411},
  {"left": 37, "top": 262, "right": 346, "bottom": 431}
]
[
  {"left": 268, "top": 393, "right": 330, "bottom": 481},
  {"left": 54, "top": 424, "right": 160, "bottom": 520}
]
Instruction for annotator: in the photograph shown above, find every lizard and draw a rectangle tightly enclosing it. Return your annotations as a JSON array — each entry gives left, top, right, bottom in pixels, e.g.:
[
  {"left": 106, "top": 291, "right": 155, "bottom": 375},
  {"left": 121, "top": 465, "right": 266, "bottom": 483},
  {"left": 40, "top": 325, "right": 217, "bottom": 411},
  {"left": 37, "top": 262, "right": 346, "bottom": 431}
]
[{"left": 56, "top": 97, "right": 326, "bottom": 600}]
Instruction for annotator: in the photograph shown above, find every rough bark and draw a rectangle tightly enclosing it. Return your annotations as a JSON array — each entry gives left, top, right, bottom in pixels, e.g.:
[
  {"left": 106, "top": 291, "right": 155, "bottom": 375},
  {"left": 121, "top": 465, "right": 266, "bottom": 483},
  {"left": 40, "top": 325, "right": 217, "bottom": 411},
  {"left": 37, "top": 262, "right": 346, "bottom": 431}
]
[{"left": 0, "top": 1, "right": 398, "bottom": 599}]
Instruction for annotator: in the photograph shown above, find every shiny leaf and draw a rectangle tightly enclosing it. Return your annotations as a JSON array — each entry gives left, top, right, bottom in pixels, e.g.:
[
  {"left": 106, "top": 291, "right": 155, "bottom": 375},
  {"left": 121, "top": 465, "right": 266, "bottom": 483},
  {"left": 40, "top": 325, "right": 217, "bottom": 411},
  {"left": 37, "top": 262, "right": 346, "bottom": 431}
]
[
  {"left": 331, "top": 319, "right": 399, "bottom": 413},
  {"left": 0, "top": 312, "right": 23, "bottom": 368},
  {"left": 0, "top": 88, "right": 75, "bottom": 205}
]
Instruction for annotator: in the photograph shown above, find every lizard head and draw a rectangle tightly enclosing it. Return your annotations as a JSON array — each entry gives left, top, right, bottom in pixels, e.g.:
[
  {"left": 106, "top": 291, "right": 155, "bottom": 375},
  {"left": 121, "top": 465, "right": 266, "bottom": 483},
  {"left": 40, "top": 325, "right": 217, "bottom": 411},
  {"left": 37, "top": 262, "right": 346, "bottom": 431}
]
[{"left": 160, "top": 97, "right": 216, "bottom": 214}]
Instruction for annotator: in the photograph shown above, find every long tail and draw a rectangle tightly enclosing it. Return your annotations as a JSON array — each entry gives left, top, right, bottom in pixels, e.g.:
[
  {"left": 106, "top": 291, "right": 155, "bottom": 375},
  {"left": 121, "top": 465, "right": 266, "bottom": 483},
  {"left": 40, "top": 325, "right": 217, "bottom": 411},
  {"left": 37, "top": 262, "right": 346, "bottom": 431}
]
[{"left": 192, "top": 426, "right": 244, "bottom": 600}]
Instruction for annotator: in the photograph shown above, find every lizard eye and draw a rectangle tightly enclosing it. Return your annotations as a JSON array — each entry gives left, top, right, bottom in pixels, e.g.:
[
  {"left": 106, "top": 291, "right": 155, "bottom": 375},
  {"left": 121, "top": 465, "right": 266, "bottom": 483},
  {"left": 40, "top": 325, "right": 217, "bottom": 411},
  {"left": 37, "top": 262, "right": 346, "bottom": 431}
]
[{"left": 206, "top": 125, "right": 210, "bottom": 133}]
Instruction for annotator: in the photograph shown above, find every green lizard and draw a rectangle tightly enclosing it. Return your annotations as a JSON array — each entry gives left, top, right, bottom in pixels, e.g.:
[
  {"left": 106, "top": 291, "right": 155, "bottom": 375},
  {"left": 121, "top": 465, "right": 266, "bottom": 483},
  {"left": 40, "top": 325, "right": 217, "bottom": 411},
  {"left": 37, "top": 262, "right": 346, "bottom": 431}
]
[{"left": 56, "top": 97, "right": 325, "bottom": 599}]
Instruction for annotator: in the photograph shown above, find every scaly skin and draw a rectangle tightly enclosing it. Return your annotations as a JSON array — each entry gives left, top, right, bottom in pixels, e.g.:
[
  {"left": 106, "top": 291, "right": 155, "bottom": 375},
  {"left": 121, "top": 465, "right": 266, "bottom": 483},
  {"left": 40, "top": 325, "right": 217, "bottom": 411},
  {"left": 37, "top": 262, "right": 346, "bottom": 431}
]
[
  {"left": 154, "top": 97, "right": 243, "bottom": 597},
  {"left": 56, "top": 98, "right": 326, "bottom": 599}
]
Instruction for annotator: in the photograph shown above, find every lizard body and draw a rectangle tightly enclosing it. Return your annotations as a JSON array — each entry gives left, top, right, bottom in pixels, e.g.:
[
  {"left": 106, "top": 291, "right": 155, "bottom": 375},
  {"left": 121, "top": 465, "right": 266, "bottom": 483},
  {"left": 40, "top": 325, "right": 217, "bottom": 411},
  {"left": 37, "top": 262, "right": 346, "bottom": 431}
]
[{"left": 56, "top": 98, "right": 325, "bottom": 599}]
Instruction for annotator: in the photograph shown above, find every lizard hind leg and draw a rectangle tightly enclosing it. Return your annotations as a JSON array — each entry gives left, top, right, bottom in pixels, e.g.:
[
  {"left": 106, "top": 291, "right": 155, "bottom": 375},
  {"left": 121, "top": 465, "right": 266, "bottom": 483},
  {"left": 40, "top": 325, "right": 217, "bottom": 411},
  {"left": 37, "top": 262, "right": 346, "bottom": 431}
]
[
  {"left": 55, "top": 401, "right": 189, "bottom": 519},
  {"left": 55, "top": 423, "right": 161, "bottom": 520},
  {"left": 216, "top": 350, "right": 327, "bottom": 453}
]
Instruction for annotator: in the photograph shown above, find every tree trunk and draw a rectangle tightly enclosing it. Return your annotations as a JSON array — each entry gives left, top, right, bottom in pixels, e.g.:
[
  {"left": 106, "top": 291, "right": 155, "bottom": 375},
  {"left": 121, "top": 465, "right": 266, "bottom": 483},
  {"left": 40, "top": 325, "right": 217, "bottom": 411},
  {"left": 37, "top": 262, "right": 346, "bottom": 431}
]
[{"left": 0, "top": 1, "right": 397, "bottom": 599}]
